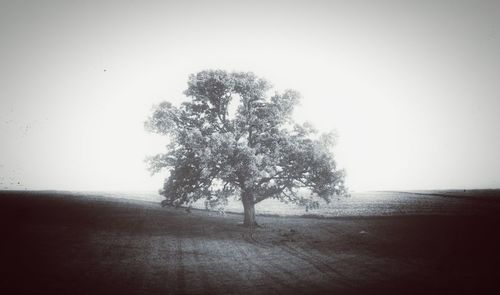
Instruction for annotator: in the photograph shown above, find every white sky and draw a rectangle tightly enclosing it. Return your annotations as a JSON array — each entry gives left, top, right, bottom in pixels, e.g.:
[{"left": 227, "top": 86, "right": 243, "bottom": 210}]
[{"left": 1, "top": 0, "right": 499, "bottom": 191}]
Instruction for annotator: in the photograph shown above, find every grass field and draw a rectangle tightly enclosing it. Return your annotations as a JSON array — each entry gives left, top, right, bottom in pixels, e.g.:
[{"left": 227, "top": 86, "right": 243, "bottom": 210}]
[{"left": 2, "top": 190, "right": 500, "bottom": 294}]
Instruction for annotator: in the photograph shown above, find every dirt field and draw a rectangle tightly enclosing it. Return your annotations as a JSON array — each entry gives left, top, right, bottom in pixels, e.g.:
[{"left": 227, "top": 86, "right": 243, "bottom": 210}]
[{"left": 1, "top": 191, "right": 500, "bottom": 294}]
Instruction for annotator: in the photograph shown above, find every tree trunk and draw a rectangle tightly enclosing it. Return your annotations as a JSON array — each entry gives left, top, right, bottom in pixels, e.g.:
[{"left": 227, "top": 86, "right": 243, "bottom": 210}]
[{"left": 242, "top": 191, "right": 257, "bottom": 227}]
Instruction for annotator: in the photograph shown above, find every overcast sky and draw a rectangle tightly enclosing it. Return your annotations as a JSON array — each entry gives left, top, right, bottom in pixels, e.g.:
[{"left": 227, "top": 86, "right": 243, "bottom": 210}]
[{"left": 1, "top": 0, "right": 499, "bottom": 192}]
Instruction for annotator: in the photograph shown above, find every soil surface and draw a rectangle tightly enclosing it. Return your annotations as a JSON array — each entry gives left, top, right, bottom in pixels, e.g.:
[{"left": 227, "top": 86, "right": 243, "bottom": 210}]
[{"left": 1, "top": 190, "right": 500, "bottom": 294}]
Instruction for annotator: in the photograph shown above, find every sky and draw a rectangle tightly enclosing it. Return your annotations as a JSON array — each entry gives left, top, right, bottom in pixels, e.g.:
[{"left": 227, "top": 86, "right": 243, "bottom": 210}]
[{"left": 1, "top": 0, "right": 499, "bottom": 192}]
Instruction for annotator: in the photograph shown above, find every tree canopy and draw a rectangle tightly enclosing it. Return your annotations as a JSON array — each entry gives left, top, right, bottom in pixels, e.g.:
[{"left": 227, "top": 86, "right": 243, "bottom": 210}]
[{"left": 145, "top": 70, "right": 346, "bottom": 226}]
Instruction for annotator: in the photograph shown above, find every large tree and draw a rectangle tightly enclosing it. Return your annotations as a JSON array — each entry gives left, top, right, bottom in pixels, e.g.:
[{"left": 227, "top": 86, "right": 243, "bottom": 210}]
[{"left": 145, "top": 70, "right": 346, "bottom": 226}]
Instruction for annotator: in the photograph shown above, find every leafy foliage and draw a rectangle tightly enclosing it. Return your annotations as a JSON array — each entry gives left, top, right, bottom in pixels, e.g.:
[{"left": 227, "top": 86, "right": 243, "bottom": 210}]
[{"left": 146, "top": 70, "right": 346, "bottom": 212}]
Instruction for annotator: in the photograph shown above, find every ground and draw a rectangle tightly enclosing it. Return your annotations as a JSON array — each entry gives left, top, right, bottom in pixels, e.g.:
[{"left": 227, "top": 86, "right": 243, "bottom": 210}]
[{"left": 1, "top": 190, "right": 500, "bottom": 294}]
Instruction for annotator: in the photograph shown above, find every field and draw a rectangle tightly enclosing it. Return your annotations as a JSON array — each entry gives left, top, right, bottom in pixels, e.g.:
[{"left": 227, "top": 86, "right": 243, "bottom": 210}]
[{"left": 2, "top": 190, "right": 500, "bottom": 294}]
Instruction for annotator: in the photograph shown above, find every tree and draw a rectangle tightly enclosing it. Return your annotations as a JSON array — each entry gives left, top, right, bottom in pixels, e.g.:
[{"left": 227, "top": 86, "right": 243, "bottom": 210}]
[{"left": 145, "top": 70, "right": 346, "bottom": 226}]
